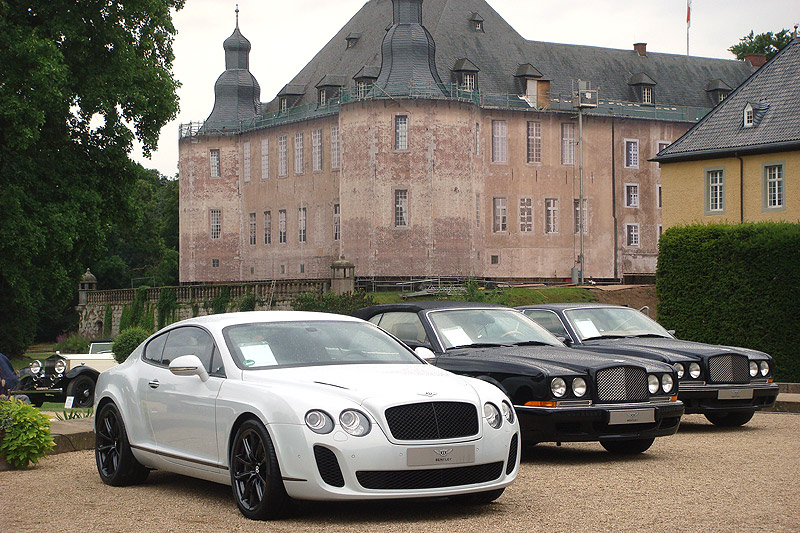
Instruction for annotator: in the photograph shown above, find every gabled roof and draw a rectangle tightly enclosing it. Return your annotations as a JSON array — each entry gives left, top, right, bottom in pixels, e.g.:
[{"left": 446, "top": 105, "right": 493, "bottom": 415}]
[
  {"left": 706, "top": 79, "right": 732, "bottom": 92},
  {"left": 654, "top": 38, "right": 800, "bottom": 162},
  {"left": 277, "top": 84, "right": 306, "bottom": 96},
  {"left": 316, "top": 75, "right": 347, "bottom": 88},
  {"left": 258, "top": 0, "right": 755, "bottom": 112},
  {"left": 452, "top": 58, "right": 480, "bottom": 72},
  {"left": 629, "top": 72, "right": 657, "bottom": 86},
  {"left": 353, "top": 65, "right": 381, "bottom": 80},
  {"left": 515, "top": 63, "right": 543, "bottom": 78}
]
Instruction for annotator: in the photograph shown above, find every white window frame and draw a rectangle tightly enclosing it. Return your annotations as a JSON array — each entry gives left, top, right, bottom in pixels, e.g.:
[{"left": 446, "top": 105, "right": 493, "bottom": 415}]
[
  {"left": 642, "top": 86, "right": 653, "bottom": 104},
  {"left": 527, "top": 121, "right": 542, "bottom": 164},
  {"left": 395, "top": 189, "right": 408, "bottom": 227},
  {"left": 356, "top": 80, "right": 369, "bottom": 99},
  {"left": 706, "top": 169, "right": 725, "bottom": 214},
  {"left": 278, "top": 135, "right": 288, "bottom": 177},
  {"left": 248, "top": 212, "right": 256, "bottom": 245},
  {"left": 318, "top": 89, "right": 326, "bottom": 106},
  {"left": 744, "top": 104, "right": 754, "bottom": 128},
  {"left": 298, "top": 207, "right": 307, "bottom": 243},
  {"left": 491, "top": 120, "right": 507, "bottom": 163},
  {"left": 625, "top": 184, "right": 640, "bottom": 208},
  {"left": 294, "top": 132, "right": 304, "bottom": 175},
  {"left": 625, "top": 139, "right": 639, "bottom": 169},
  {"left": 395, "top": 115, "right": 408, "bottom": 151},
  {"left": 261, "top": 138, "right": 269, "bottom": 180},
  {"left": 763, "top": 163, "right": 785, "bottom": 211},
  {"left": 519, "top": 197, "right": 533, "bottom": 233},
  {"left": 331, "top": 125, "right": 341, "bottom": 170},
  {"left": 545, "top": 198, "right": 559, "bottom": 234},
  {"left": 278, "top": 210, "right": 287, "bottom": 244},
  {"left": 561, "top": 123, "right": 575, "bottom": 165},
  {"left": 573, "top": 198, "right": 587, "bottom": 234},
  {"left": 312, "top": 129, "right": 323, "bottom": 172},
  {"left": 280, "top": 98, "right": 288, "bottom": 114},
  {"left": 493, "top": 197, "right": 507, "bottom": 233},
  {"left": 210, "top": 209, "right": 221, "bottom": 240},
  {"left": 626, "top": 223, "right": 640, "bottom": 247},
  {"left": 264, "top": 211, "right": 271, "bottom": 245},
  {"left": 210, "top": 149, "right": 221, "bottom": 178},
  {"left": 462, "top": 72, "right": 476, "bottom": 91}
]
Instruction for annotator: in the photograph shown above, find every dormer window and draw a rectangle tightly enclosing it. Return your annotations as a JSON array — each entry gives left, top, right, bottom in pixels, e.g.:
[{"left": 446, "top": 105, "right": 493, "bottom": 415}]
[
  {"left": 744, "top": 104, "right": 754, "bottom": 128},
  {"left": 452, "top": 58, "right": 480, "bottom": 93},
  {"left": 470, "top": 13, "right": 484, "bottom": 32},
  {"left": 474, "top": 21, "right": 483, "bottom": 32},
  {"left": 319, "top": 89, "right": 327, "bottom": 106},
  {"left": 280, "top": 98, "right": 287, "bottom": 114},
  {"left": 718, "top": 91, "right": 728, "bottom": 103},
  {"left": 462, "top": 72, "right": 476, "bottom": 91},
  {"left": 629, "top": 72, "right": 656, "bottom": 105},
  {"left": 642, "top": 86, "right": 653, "bottom": 104},
  {"left": 706, "top": 80, "right": 732, "bottom": 107},
  {"left": 345, "top": 33, "right": 361, "bottom": 49},
  {"left": 356, "top": 80, "right": 371, "bottom": 98}
]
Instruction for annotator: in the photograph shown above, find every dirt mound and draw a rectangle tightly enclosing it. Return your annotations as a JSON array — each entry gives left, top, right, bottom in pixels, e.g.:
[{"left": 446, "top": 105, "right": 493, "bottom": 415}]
[{"left": 588, "top": 285, "right": 659, "bottom": 319}]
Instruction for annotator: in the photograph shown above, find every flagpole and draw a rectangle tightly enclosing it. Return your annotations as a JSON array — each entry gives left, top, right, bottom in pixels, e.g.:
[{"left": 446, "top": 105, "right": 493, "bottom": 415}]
[{"left": 686, "top": 0, "right": 691, "bottom": 56}]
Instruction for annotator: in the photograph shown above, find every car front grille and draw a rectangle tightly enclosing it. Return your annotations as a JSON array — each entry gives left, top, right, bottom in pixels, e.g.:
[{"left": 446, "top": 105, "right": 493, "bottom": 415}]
[
  {"left": 313, "top": 446, "right": 344, "bottom": 487},
  {"left": 708, "top": 354, "right": 750, "bottom": 384},
  {"left": 356, "top": 462, "right": 504, "bottom": 490},
  {"left": 385, "top": 402, "right": 479, "bottom": 441},
  {"left": 596, "top": 366, "right": 648, "bottom": 403}
]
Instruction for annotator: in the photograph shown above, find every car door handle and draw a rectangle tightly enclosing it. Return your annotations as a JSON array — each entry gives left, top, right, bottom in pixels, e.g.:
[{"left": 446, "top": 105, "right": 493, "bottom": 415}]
[{"left": 148, "top": 380, "right": 160, "bottom": 389}]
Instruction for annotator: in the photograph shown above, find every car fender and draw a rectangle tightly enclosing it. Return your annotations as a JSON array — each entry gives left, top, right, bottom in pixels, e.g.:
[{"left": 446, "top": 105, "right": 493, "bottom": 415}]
[{"left": 66, "top": 366, "right": 100, "bottom": 381}]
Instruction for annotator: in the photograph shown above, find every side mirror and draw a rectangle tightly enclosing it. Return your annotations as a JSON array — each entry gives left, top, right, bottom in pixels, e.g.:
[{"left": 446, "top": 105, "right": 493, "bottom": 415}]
[
  {"left": 667, "top": 330, "right": 676, "bottom": 338},
  {"left": 414, "top": 347, "right": 436, "bottom": 362},
  {"left": 169, "top": 355, "right": 209, "bottom": 382},
  {"left": 556, "top": 336, "right": 572, "bottom": 347}
]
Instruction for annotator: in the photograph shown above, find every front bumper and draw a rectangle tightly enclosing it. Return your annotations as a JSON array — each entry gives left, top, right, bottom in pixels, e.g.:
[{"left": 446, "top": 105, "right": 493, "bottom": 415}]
[
  {"left": 269, "top": 421, "right": 520, "bottom": 501},
  {"left": 516, "top": 399, "right": 685, "bottom": 444},
  {"left": 678, "top": 382, "right": 778, "bottom": 414}
]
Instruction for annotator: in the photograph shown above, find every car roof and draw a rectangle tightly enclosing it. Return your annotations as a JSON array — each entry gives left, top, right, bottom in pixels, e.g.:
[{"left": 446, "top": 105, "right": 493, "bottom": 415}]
[
  {"left": 353, "top": 301, "right": 508, "bottom": 319},
  {"left": 166, "top": 310, "right": 365, "bottom": 330},
  {"left": 518, "top": 303, "right": 629, "bottom": 311}
]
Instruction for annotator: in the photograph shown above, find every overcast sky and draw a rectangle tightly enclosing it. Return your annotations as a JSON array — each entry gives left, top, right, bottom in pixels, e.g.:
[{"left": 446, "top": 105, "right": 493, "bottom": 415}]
[{"left": 133, "top": 0, "right": 799, "bottom": 177}]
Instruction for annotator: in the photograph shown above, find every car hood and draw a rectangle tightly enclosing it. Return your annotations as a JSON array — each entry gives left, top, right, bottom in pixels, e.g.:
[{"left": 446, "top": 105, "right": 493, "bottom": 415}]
[
  {"left": 581, "top": 337, "right": 771, "bottom": 362},
  {"left": 437, "top": 345, "right": 671, "bottom": 377},
  {"left": 240, "top": 363, "right": 480, "bottom": 405}
]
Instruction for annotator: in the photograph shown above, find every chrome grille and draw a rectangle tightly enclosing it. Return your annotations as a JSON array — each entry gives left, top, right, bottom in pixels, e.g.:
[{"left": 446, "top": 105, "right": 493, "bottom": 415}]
[
  {"left": 708, "top": 354, "right": 750, "bottom": 384},
  {"left": 596, "top": 366, "right": 648, "bottom": 402},
  {"left": 385, "top": 402, "right": 479, "bottom": 441}
]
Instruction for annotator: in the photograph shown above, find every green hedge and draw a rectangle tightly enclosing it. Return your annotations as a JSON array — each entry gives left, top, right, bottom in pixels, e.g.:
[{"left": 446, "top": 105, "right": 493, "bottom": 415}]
[{"left": 656, "top": 222, "right": 800, "bottom": 382}]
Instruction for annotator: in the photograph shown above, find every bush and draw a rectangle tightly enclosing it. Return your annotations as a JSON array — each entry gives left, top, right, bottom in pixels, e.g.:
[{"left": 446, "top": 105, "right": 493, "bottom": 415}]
[
  {"left": 112, "top": 327, "right": 150, "bottom": 364},
  {"left": 292, "top": 291, "right": 376, "bottom": 316},
  {"left": 235, "top": 290, "right": 258, "bottom": 312},
  {"left": 0, "top": 398, "right": 55, "bottom": 469},
  {"left": 657, "top": 222, "right": 800, "bottom": 382},
  {"left": 54, "top": 331, "right": 92, "bottom": 354}
]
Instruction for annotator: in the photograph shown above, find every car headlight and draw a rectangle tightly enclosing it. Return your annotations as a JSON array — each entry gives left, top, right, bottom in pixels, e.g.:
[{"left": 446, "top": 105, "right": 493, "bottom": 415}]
[
  {"left": 662, "top": 374, "right": 674, "bottom": 394},
  {"left": 551, "top": 378, "right": 567, "bottom": 398},
  {"left": 54, "top": 358, "right": 67, "bottom": 375},
  {"left": 749, "top": 361, "right": 758, "bottom": 378},
  {"left": 339, "top": 410, "right": 371, "bottom": 437},
  {"left": 572, "top": 377, "right": 587, "bottom": 397},
  {"left": 760, "top": 361, "right": 769, "bottom": 377},
  {"left": 30, "top": 360, "right": 42, "bottom": 375},
  {"left": 689, "top": 362, "right": 701, "bottom": 379},
  {"left": 484, "top": 403, "right": 502, "bottom": 429},
  {"left": 648, "top": 374, "right": 660, "bottom": 394},
  {"left": 305, "top": 410, "right": 334, "bottom": 434},
  {"left": 673, "top": 363, "right": 685, "bottom": 379},
  {"left": 501, "top": 401, "right": 515, "bottom": 424}
]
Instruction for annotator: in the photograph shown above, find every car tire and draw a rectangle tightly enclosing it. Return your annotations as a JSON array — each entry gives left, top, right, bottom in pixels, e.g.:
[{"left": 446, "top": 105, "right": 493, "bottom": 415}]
[
  {"left": 95, "top": 402, "right": 150, "bottom": 486},
  {"left": 705, "top": 411, "right": 755, "bottom": 427},
  {"left": 66, "top": 374, "right": 95, "bottom": 408},
  {"left": 600, "top": 437, "right": 655, "bottom": 454},
  {"left": 229, "top": 418, "right": 290, "bottom": 520},
  {"left": 450, "top": 488, "right": 505, "bottom": 504}
]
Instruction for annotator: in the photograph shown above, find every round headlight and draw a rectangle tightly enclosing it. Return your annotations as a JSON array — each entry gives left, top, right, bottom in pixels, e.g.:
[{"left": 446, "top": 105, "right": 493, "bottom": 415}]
[
  {"left": 689, "top": 363, "right": 701, "bottom": 379},
  {"left": 339, "top": 410, "right": 371, "bottom": 437},
  {"left": 305, "top": 410, "right": 334, "bottom": 434},
  {"left": 673, "top": 363, "right": 685, "bottom": 379},
  {"left": 54, "top": 358, "right": 67, "bottom": 374},
  {"left": 572, "top": 377, "right": 587, "bottom": 398},
  {"left": 648, "top": 374, "right": 660, "bottom": 394},
  {"left": 30, "top": 360, "right": 42, "bottom": 375},
  {"left": 484, "top": 403, "right": 502, "bottom": 429},
  {"left": 760, "top": 361, "right": 769, "bottom": 377},
  {"left": 662, "top": 374, "right": 674, "bottom": 394},
  {"left": 551, "top": 378, "right": 567, "bottom": 398},
  {"left": 749, "top": 361, "right": 759, "bottom": 378},
  {"left": 501, "top": 401, "right": 515, "bottom": 424}
]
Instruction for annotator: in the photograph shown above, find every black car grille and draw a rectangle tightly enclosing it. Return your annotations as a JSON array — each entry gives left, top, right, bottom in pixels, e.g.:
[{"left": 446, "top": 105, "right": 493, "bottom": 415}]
[
  {"left": 385, "top": 402, "right": 479, "bottom": 441},
  {"left": 708, "top": 354, "right": 750, "bottom": 384},
  {"left": 313, "top": 446, "right": 345, "bottom": 488},
  {"left": 596, "top": 366, "right": 648, "bottom": 403},
  {"left": 506, "top": 434, "right": 518, "bottom": 475},
  {"left": 356, "top": 462, "right": 504, "bottom": 490}
]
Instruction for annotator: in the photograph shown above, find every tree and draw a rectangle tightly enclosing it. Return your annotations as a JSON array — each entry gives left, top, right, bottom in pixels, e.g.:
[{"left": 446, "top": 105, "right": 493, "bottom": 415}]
[
  {"left": 729, "top": 30, "right": 794, "bottom": 61},
  {"left": 0, "top": 0, "right": 184, "bottom": 356}
]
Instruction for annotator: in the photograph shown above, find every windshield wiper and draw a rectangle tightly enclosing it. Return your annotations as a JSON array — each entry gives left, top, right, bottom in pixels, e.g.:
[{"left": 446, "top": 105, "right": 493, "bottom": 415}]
[
  {"left": 582, "top": 334, "right": 630, "bottom": 341},
  {"left": 628, "top": 333, "right": 670, "bottom": 339},
  {"left": 510, "top": 340, "right": 552, "bottom": 347},
  {"left": 446, "top": 342, "right": 511, "bottom": 351}
]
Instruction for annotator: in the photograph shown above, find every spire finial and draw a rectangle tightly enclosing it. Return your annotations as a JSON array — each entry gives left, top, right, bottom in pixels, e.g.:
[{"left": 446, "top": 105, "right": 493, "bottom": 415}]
[{"left": 235, "top": 4, "right": 239, "bottom": 28}]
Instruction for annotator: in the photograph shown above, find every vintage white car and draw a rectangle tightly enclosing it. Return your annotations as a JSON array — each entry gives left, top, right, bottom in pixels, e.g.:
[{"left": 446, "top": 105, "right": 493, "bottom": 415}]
[{"left": 94, "top": 311, "right": 520, "bottom": 520}]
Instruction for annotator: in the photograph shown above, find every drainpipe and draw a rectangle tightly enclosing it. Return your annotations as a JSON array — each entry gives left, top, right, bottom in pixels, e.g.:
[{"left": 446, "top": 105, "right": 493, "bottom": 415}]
[
  {"left": 611, "top": 118, "right": 619, "bottom": 280},
  {"left": 736, "top": 153, "right": 744, "bottom": 222}
]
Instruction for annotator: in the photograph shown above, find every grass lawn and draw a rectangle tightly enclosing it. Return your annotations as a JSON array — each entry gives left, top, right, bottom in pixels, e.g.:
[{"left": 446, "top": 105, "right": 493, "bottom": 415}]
[{"left": 367, "top": 286, "right": 598, "bottom": 307}]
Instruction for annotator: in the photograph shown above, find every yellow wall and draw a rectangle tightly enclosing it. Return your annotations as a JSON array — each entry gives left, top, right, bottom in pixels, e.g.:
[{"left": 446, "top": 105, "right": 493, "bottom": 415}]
[{"left": 661, "top": 149, "right": 800, "bottom": 228}]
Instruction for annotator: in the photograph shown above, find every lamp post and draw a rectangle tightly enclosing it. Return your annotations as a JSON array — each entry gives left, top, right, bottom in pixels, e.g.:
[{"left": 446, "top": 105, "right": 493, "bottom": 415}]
[{"left": 574, "top": 80, "right": 597, "bottom": 285}]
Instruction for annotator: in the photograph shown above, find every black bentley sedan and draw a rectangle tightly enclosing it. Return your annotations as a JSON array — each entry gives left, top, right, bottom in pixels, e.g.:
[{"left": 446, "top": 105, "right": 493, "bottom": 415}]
[
  {"left": 354, "top": 302, "right": 684, "bottom": 454},
  {"left": 518, "top": 304, "right": 778, "bottom": 427}
]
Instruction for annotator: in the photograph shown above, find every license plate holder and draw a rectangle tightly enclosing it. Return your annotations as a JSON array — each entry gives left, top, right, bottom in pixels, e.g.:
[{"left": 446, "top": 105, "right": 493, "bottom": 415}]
[
  {"left": 407, "top": 445, "right": 475, "bottom": 467},
  {"left": 608, "top": 408, "right": 655, "bottom": 425},
  {"left": 718, "top": 388, "right": 754, "bottom": 400}
]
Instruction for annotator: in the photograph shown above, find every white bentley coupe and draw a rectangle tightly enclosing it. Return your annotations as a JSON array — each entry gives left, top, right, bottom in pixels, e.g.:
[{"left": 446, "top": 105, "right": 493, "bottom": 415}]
[{"left": 94, "top": 311, "right": 520, "bottom": 520}]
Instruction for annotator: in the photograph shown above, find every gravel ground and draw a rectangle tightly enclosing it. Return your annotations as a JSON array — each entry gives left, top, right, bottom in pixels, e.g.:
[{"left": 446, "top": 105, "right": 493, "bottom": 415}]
[{"left": 2, "top": 413, "right": 798, "bottom": 532}]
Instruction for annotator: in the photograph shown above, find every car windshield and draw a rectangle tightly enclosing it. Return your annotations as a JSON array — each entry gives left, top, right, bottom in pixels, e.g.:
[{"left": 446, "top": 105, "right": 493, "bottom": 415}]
[
  {"left": 223, "top": 320, "right": 422, "bottom": 369},
  {"left": 564, "top": 307, "right": 672, "bottom": 341},
  {"left": 427, "top": 308, "right": 563, "bottom": 350}
]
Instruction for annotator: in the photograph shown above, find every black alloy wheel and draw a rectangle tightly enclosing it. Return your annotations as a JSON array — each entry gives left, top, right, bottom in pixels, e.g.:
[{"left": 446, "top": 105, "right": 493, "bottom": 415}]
[
  {"left": 95, "top": 403, "right": 149, "bottom": 486},
  {"left": 230, "top": 419, "right": 289, "bottom": 520},
  {"left": 66, "top": 374, "right": 95, "bottom": 408},
  {"left": 705, "top": 411, "right": 755, "bottom": 427},
  {"left": 600, "top": 437, "right": 656, "bottom": 454}
]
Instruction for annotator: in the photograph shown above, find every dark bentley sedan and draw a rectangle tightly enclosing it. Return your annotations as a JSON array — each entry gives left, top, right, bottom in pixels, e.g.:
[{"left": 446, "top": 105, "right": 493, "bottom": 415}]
[
  {"left": 354, "top": 302, "right": 684, "bottom": 454},
  {"left": 518, "top": 304, "right": 778, "bottom": 427}
]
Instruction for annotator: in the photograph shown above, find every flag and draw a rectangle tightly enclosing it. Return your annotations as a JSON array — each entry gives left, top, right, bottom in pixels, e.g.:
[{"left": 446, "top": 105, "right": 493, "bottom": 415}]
[{"left": 687, "top": 0, "right": 692, "bottom": 28}]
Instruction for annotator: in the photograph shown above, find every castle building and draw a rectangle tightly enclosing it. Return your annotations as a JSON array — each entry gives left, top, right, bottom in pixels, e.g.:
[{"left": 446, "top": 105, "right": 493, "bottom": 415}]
[{"left": 179, "top": 0, "right": 755, "bottom": 284}]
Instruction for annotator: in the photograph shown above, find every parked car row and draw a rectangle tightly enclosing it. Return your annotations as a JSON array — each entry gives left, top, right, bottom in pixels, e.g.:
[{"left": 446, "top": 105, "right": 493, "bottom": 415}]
[{"left": 87, "top": 303, "right": 778, "bottom": 521}]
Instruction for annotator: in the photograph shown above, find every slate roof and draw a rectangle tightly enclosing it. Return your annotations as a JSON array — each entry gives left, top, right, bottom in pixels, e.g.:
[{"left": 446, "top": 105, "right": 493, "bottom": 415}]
[
  {"left": 259, "top": 0, "right": 755, "bottom": 113},
  {"left": 654, "top": 38, "right": 800, "bottom": 162}
]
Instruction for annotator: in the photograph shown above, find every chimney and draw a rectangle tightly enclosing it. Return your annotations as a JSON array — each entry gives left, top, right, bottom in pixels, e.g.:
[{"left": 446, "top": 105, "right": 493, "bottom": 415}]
[
  {"left": 634, "top": 43, "right": 647, "bottom": 56},
  {"left": 744, "top": 53, "right": 767, "bottom": 68}
]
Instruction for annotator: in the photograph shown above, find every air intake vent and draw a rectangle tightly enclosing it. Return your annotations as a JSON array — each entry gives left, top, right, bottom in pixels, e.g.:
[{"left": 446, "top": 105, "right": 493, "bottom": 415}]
[{"left": 314, "top": 446, "right": 345, "bottom": 487}]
